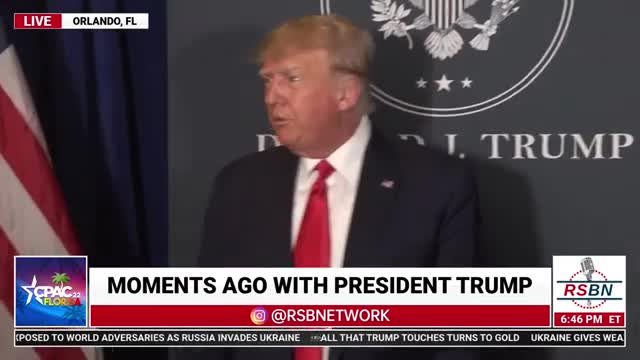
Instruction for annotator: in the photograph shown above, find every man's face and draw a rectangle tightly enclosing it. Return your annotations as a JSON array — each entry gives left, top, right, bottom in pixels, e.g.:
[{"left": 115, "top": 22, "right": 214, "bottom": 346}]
[{"left": 259, "top": 49, "right": 341, "bottom": 157}]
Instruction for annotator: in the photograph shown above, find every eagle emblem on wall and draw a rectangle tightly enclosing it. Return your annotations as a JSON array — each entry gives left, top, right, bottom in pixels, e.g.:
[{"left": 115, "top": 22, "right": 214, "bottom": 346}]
[{"left": 371, "top": 0, "right": 522, "bottom": 59}]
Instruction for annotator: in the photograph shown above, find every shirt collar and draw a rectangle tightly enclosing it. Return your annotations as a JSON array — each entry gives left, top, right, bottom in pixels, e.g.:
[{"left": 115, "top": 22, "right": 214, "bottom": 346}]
[{"left": 299, "top": 115, "right": 372, "bottom": 187}]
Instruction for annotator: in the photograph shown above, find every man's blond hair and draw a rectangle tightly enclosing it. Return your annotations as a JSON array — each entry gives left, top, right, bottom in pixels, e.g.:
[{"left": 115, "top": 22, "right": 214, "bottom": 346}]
[{"left": 255, "top": 14, "right": 375, "bottom": 114}]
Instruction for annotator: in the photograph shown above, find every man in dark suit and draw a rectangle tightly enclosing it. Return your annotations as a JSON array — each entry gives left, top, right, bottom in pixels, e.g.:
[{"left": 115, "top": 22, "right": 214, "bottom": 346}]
[{"left": 197, "top": 14, "right": 478, "bottom": 360}]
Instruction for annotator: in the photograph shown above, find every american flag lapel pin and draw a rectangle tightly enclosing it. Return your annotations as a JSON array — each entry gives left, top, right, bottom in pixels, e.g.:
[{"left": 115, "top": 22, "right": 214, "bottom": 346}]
[{"left": 380, "top": 179, "right": 394, "bottom": 189}]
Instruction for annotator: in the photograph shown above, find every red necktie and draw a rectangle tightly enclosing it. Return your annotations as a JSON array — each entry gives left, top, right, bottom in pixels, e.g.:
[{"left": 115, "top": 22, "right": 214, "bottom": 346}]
[
  {"left": 293, "top": 160, "right": 334, "bottom": 360},
  {"left": 294, "top": 159, "right": 334, "bottom": 267}
]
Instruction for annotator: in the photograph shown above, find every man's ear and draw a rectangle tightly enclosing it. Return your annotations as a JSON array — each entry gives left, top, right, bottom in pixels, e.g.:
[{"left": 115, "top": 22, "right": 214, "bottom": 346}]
[{"left": 334, "top": 75, "right": 362, "bottom": 112}]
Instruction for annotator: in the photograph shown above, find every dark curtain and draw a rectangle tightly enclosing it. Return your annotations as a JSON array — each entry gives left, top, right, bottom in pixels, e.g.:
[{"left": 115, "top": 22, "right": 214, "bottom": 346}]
[
  {"left": 3, "top": 1, "right": 168, "bottom": 358},
  {"left": 2, "top": 0, "right": 168, "bottom": 270}
]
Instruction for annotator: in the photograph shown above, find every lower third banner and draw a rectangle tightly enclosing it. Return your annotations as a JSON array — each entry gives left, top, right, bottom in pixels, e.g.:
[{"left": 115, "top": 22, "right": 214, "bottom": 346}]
[{"left": 15, "top": 329, "right": 625, "bottom": 347}]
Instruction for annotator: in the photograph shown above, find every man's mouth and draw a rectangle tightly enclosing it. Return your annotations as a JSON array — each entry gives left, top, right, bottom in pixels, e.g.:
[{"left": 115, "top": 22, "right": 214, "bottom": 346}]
[{"left": 271, "top": 116, "right": 288, "bottom": 126}]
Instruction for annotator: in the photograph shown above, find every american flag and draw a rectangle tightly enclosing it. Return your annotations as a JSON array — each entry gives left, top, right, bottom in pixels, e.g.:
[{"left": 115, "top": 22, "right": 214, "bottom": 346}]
[{"left": 0, "top": 21, "right": 97, "bottom": 360}]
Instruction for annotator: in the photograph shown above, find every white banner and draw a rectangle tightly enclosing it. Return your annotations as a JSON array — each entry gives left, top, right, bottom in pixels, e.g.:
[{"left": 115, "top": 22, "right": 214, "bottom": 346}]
[
  {"left": 88, "top": 267, "right": 551, "bottom": 306},
  {"left": 61, "top": 13, "right": 148, "bottom": 29}
]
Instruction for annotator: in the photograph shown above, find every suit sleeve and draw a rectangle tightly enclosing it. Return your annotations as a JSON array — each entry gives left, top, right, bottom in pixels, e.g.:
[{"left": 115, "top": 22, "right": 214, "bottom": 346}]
[
  {"left": 435, "top": 162, "right": 479, "bottom": 267},
  {"left": 191, "top": 167, "right": 232, "bottom": 359},
  {"left": 433, "top": 163, "right": 480, "bottom": 360},
  {"left": 198, "top": 164, "right": 233, "bottom": 267}
]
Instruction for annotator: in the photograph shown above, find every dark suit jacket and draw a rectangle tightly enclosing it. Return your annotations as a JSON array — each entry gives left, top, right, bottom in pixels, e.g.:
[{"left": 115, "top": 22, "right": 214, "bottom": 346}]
[{"left": 194, "top": 128, "right": 480, "bottom": 360}]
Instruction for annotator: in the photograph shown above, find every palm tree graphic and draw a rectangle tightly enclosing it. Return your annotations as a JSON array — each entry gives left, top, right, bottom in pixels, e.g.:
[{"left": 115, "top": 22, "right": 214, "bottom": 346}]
[{"left": 51, "top": 273, "right": 70, "bottom": 286}]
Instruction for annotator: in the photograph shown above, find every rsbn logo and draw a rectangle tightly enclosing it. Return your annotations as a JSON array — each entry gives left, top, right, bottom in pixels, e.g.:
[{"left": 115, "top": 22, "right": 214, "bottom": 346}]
[{"left": 556, "top": 257, "right": 623, "bottom": 310}]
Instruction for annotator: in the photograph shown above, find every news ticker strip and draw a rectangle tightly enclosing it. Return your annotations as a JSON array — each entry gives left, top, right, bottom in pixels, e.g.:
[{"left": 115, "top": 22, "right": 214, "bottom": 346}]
[
  {"left": 15, "top": 329, "right": 625, "bottom": 347},
  {"left": 14, "top": 13, "right": 148, "bottom": 29}
]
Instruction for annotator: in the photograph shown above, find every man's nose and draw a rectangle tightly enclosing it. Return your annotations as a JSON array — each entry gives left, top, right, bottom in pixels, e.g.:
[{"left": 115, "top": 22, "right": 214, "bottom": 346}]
[{"left": 264, "top": 81, "right": 283, "bottom": 106}]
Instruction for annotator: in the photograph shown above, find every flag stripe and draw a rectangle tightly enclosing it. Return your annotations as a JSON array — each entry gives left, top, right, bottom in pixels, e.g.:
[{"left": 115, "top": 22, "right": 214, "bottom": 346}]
[
  {"left": 438, "top": 0, "right": 443, "bottom": 28},
  {"left": 0, "top": 307, "right": 40, "bottom": 360},
  {"left": 0, "top": 86, "right": 81, "bottom": 255},
  {"left": 445, "top": 0, "right": 450, "bottom": 29},
  {"left": 0, "top": 229, "right": 85, "bottom": 360},
  {"left": 0, "top": 155, "right": 69, "bottom": 256},
  {"left": 0, "top": 226, "right": 17, "bottom": 316},
  {"left": 0, "top": 25, "right": 91, "bottom": 360},
  {"left": 453, "top": 0, "right": 460, "bottom": 28},
  {"left": 36, "top": 347, "right": 89, "bottom": 360},
  {"left": 80, "top": 346, "right": 98, "bottom": 360},
  {"left": 0, "top": 45, "right": 49, "bottom": 153},
  {"left": 450, "top": 0, "right": 455, "bottom": 28}
]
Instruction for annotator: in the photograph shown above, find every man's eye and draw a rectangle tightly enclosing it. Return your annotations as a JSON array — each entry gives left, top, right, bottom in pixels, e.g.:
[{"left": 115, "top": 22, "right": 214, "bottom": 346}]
[{"left": 288, "top": 75, "right": 301, "bottom": 82}]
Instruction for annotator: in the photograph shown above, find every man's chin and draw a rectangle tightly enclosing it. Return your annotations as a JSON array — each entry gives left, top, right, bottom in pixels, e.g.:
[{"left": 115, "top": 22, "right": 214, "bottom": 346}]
[
  {"left": 273, "top": 132, "right": 298, "bottom": 150},
  {"left": 277, "top": 137, "right": 311, "bottom": 157}
]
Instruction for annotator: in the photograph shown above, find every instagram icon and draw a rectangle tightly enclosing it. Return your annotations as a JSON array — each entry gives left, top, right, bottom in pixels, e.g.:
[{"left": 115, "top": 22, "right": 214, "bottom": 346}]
[{"left": 250, "top": 307, "right": 268, "bottom": 325}]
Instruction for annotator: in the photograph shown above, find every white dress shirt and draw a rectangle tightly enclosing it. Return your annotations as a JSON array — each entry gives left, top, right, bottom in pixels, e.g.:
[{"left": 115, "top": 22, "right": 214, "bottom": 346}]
[{"left": 290, "top": 116, "right": 371, "bottom": 360}]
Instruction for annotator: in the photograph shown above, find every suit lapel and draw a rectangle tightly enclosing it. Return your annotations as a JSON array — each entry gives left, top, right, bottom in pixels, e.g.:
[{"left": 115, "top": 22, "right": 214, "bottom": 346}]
[
  {"left": 258, "top": 148, "right": 298, "bottom": 267},
  {"left": 342, "top": 130, "right": 400, "bottom": 268}
]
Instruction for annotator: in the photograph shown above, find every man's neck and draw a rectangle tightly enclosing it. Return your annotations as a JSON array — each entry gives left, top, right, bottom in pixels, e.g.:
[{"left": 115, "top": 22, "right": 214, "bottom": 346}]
[{"left": 298, "top": 115, "right": 362, "bottom": 159}]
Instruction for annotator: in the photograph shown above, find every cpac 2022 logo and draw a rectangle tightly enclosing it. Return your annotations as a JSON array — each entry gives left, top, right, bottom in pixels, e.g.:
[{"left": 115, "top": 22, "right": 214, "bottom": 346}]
[
  {"left": 15, "top": 256, "right": 88, "bottom": 327},
  {"left": 21, "top": 273, "right": 83, "bottom": 307}
]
